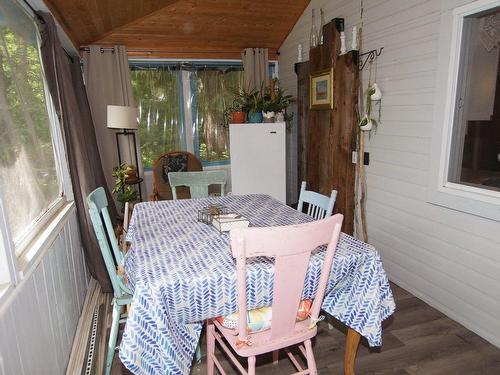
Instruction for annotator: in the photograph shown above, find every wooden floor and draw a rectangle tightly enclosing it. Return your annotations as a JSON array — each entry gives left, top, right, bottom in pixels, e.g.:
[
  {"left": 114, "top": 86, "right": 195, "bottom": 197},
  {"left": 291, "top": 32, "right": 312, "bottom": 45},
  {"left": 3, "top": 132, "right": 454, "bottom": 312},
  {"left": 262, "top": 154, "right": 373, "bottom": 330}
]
[{"left": 111, "top": 283, "right": 500, "bottom": 374}]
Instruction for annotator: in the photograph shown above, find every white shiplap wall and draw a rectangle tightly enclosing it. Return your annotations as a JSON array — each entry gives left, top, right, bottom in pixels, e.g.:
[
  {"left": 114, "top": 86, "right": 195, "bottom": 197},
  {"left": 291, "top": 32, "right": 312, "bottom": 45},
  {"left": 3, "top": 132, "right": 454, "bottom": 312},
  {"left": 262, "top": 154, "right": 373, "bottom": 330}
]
[
  {"left": 279, "top": 0, "right": 500, "bottom": 347},
  {"left": 0, "top": 210, "right": 89, "bottom": 374}
]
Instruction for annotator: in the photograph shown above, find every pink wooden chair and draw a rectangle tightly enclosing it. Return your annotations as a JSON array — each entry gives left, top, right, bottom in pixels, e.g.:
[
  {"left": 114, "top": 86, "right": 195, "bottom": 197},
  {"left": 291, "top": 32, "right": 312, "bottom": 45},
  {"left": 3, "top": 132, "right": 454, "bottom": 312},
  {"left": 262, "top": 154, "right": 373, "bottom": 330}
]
[{"left": 207, "top": 214, "right": 344, "bottom": 375}]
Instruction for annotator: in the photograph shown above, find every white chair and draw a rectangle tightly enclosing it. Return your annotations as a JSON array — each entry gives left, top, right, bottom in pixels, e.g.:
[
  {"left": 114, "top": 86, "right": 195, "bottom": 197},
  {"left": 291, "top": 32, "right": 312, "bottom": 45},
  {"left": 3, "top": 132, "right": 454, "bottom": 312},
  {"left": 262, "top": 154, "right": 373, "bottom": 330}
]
[{"left": 297, "top": 181, "right": 337, "bottom": 220}]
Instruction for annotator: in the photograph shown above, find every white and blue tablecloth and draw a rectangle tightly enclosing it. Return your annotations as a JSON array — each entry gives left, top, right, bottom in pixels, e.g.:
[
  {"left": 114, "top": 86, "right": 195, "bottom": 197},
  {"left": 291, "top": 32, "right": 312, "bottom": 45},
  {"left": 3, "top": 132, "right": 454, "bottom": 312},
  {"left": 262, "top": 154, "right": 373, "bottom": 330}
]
[{"left": 120, "top": 194, "right": 395, "bottom": 375}]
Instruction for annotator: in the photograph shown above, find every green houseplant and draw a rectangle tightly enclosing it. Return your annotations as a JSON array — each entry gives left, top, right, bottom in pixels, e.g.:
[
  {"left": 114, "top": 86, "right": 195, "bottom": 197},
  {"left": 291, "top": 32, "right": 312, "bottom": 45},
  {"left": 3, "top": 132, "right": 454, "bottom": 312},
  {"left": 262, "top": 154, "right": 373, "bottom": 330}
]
[
  {"left": 112, "top": 163, "right": 138, "bottom": 205},
  {"left": 263, "top": 78, "right": 294, "bottom": 127}
]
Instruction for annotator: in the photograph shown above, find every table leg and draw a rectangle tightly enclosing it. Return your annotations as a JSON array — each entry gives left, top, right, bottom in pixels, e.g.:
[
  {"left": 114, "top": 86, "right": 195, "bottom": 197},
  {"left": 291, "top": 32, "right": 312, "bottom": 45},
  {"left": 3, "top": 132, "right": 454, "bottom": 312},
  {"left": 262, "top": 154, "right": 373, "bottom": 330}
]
[{"left": 344, "top": 328, "right": 360, "bottom": 375}]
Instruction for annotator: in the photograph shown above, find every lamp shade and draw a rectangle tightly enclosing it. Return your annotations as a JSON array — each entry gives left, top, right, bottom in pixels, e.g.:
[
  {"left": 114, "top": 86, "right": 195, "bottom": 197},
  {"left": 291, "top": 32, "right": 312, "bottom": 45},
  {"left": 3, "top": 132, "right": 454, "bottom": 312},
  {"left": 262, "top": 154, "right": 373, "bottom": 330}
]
[{"left": 107, "top": 105, "right": 138, "bottom": 130}]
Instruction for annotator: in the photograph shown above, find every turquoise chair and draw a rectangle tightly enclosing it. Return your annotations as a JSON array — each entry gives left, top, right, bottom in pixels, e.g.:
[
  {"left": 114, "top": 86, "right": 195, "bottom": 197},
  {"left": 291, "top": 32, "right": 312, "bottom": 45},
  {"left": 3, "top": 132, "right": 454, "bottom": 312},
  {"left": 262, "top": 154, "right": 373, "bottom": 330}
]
[
  {"left": 297, "top": 181, "right": 338, "bottom": 220},
  {"left": 87, "top": 187, "right": 132, "bottom": 375},
  {"left": 168, "top": 170, "right": 227, "bottom": 199},
  {"left": 87, "top": 187, "right": 202, "bottom": 369}
]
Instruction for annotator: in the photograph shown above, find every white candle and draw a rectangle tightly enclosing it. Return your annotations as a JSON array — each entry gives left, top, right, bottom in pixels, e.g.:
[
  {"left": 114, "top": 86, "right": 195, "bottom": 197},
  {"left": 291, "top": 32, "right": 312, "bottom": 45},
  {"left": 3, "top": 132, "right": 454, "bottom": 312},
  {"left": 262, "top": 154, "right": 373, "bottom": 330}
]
[
  {"left": 352, "top": 26, "right": 358, "bottom": 50},
  {"left": 340, "top": 32, "right": 346, "bottom": 55},
  {"left": 298, "top": 43, "right": 303, "bottom": 62}
]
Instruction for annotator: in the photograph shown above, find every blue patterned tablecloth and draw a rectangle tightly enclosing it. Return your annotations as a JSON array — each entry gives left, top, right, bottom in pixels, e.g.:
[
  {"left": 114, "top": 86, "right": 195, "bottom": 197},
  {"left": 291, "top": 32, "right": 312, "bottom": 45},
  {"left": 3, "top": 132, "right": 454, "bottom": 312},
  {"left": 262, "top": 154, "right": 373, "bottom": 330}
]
[{"left": 120, "top": 194, "right": 395, "bottom": 375}]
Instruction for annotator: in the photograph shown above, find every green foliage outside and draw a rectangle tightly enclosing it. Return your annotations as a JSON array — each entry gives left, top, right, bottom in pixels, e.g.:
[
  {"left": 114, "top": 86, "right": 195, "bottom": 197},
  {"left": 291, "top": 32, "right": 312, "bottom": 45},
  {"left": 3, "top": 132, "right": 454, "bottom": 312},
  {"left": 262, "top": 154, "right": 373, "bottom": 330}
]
[
  {"left": 130, "top": 67, "right": 242, "bottom": 168},
  {"left": 0, "top": 17, "right": 60, "bottom": 242}
]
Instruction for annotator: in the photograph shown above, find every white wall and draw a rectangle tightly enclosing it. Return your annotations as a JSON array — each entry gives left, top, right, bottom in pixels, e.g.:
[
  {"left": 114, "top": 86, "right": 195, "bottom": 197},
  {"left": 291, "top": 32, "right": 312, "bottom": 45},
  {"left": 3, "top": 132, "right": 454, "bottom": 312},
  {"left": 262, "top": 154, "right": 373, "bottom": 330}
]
[
  {"left": 279, "top": 0, "right": 500, "bottom": 347},
  {"left": 0, "top": 211, "right": 89, "bottom": 374}
]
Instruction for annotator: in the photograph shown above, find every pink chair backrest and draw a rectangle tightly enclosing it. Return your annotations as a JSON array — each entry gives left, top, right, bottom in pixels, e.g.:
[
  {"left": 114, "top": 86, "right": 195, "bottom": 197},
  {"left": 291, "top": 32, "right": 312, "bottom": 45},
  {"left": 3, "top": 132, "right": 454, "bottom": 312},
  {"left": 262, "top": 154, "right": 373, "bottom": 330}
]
[{"left": 230, "top": 214, "right": 343, "bottom": 342}]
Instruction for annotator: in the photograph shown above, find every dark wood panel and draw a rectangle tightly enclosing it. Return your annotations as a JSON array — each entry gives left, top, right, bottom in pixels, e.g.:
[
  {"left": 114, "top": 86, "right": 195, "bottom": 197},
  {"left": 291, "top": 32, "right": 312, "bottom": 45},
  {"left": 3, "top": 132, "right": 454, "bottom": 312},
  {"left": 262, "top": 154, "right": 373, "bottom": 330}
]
[
  {"left": 295, "top": 61, "right": 310, "bottom": 193},
  {"left": 301, "top": 19, "right": 358, "bottom": 234}
]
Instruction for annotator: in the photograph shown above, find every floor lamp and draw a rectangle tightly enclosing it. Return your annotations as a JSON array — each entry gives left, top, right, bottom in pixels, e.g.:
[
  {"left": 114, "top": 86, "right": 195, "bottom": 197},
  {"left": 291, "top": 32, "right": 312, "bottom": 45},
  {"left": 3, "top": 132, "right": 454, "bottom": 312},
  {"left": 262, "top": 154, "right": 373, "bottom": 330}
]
[{"left": 107, "top": 105, "right": 143, "bottom": 201}]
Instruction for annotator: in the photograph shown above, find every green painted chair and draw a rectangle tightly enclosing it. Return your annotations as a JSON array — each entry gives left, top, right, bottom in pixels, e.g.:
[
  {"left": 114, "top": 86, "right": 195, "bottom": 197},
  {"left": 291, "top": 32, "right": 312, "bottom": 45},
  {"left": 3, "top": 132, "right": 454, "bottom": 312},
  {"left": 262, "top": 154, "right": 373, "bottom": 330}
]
[
  {"left": 168, "top": 170, "right": 227, "bottom": 200},
  {"left": 87, "top": 187, "right": 132, "bottom": 375},
  {"left": 87, "top": 187, "right": 202, "bottom": 368}
]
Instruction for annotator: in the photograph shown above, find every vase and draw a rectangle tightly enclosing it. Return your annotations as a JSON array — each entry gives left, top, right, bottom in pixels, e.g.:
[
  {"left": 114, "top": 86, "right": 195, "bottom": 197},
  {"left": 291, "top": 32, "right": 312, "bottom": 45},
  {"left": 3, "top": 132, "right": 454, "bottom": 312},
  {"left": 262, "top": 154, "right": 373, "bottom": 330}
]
[
  {"left": 248, "top": 111, "right": 263, "bottom": 123},
  {"left": 232, "top": 111, "right": 246, "bottom": 123},
  {"left": 359, "top": 116, "right": 373, "bottom": 131},
  {"left": 370, "top": 83, "right": 382, "bottom": 101},
  {"left": 263, "top": 111, "right": 275, "bottom": 123}
]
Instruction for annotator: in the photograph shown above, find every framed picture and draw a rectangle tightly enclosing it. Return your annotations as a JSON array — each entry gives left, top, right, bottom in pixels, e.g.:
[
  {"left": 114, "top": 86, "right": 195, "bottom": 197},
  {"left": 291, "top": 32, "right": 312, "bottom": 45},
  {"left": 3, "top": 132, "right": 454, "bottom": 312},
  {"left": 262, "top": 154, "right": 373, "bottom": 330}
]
[{"left": 310, "top": 68, "right": 333, "bottom": 109}]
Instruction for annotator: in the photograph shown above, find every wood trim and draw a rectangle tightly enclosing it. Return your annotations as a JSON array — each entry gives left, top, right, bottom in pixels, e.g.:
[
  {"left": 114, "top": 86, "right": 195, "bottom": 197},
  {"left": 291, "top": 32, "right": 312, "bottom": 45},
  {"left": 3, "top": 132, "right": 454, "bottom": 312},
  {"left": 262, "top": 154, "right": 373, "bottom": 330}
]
[{"left": 43, "top": 0, "right": 80, "bottom": 48}]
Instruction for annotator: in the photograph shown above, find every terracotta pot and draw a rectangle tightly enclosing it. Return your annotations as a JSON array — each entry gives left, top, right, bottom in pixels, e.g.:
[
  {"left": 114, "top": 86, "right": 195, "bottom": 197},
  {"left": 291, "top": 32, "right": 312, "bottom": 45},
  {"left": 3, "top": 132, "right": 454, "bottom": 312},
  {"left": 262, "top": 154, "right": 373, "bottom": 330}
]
[{"left": 231, "top": 111, "right": 246, "bottom": 123}]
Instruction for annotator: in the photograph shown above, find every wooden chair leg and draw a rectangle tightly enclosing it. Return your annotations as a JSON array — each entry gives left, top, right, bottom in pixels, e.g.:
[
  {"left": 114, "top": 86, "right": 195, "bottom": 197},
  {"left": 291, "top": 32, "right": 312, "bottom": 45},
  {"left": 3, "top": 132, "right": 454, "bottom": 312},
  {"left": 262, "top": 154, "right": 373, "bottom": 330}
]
[
  {"left": 273, "top": 349, "right": 279, "bottom": 365},
  {"left": 304, "top": 339, "right": 317, "bottom": 375},
  {"left": 105, "top": 302, "right": 122, "bottom": 375},
  {"left": 248, "top": 356, "right": 256, "bottom": 375},
  {"left": 207, "top": 320, "right": 216, "bottom": 375}
]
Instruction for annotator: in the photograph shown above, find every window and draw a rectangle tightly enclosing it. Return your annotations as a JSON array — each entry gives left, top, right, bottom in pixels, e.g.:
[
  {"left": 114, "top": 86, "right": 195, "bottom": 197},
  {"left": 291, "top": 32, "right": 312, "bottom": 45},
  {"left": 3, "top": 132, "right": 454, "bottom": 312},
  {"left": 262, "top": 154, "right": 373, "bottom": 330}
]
[
  {"left": 448, "top": 5, "right": 500, "bottom": 192},
  {"left": 430, "top": 0, "right": 500, "bottom": 221},
  {"left": 130, "top": 62, "right": 246, "bottom": 168},
  {"left": 0, "top": 0, "right": 64, "bottom": 256}
]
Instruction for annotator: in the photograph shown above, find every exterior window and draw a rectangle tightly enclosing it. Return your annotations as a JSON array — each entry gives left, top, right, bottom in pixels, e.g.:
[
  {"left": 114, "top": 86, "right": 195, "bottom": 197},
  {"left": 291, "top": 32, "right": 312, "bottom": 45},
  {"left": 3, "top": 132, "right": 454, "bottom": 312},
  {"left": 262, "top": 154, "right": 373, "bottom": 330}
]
[
  {"left": 449, "top": 6, "right": 500, "bottom": 192},
  {"left": 130, "top": 62, "right": 244, "bottom": 168},
  {"left": 0, "top": 0, "right": 64, "bottom": 256}
]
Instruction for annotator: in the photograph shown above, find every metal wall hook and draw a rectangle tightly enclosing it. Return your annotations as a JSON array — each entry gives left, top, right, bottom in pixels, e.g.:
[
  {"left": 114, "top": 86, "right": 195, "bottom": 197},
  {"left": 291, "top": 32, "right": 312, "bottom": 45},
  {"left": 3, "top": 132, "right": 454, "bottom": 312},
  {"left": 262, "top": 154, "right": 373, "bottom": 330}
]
[{"left": 358, "top": 47, "right": 384, "bottom": 70}]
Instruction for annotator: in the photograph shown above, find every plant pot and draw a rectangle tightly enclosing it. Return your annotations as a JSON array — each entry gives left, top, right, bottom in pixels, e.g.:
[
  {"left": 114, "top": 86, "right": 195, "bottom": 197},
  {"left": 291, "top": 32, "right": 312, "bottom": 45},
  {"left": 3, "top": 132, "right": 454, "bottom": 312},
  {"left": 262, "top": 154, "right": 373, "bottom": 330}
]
[
  {"left": 370, "top": 83, "right": 382, "bottom": 101},
  {"left": 248, "top": 111, "right": 263, "bottom": 123},
  {"left": 231, "top": 111, "right": 246, "bottom": 124},
  {"left": 359, "top": 116, "right": 374, "bottom": 131},
  {"left": 263, "top": 111, "right": 275, "bottom": 123},
  {"left": 275, "top": 111, "right": 285, "bottom": 122}
]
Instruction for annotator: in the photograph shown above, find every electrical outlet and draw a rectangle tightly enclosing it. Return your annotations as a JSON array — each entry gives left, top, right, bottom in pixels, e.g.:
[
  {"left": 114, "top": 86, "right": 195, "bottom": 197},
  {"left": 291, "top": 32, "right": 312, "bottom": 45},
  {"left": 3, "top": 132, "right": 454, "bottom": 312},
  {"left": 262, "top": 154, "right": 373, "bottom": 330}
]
[
  {"left": 364, "top": 152, "right": 370, "bottom": 166},
  {"left": 352, "top": 151, "right": 358, "bottom": 164}
]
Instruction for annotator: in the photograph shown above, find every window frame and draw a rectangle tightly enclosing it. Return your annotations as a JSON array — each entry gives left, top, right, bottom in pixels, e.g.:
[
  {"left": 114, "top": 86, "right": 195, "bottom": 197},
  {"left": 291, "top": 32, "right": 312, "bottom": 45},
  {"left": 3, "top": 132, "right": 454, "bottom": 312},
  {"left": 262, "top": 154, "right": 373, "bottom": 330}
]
[
  {"left": 0, "top": 0, "right": 73, "bottom": 292},
  {"left": 428, "top": 0, "right": 500, "bottom": 222}
]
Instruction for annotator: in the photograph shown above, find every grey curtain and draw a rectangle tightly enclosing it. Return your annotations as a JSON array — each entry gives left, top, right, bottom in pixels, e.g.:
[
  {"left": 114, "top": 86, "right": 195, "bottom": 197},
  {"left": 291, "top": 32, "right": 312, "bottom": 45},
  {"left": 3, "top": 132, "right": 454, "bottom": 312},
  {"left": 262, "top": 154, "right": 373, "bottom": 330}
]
[
  {"left": 242, "top": 48, "right": 269, "bottom": 92},
  {"left": 38, "top": 13, "right": 116, "bottom": 292},
  {"left": 82, "top": 46, "right": 141, "bottom": 194}
]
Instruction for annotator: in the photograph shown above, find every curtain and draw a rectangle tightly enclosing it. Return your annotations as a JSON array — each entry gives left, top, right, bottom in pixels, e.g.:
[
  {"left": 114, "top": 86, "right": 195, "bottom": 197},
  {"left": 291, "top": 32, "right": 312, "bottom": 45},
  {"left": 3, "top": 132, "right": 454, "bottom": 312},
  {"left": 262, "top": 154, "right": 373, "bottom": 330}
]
[
  {"left": 129, "top": 64, "right": 242, "bottom": 167},
  {"left": 82, "top": 45, "right": 140, "bottom": 193},
  {"left": 38, "top": 13, "right": 116, "bottom": 292},
  {"left": 129, "top": 67, "right": 186, "bottom": 168},
  {"left": 242, "top": 48, "right": 269, "bottom": 92},
  {"left": 193, "top": 68, "right": 241, "bottom": 162}
]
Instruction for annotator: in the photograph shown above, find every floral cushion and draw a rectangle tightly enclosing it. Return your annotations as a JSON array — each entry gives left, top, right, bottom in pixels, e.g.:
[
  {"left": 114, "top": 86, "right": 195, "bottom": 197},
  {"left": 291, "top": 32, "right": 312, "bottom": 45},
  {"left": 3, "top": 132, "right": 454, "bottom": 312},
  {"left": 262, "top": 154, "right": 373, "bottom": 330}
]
[
  {"left": 215, "top": 300, "right": 313, "bottom": 334},
  {"left": 162, "top": 153, "right": 188, "bottom": 183}
]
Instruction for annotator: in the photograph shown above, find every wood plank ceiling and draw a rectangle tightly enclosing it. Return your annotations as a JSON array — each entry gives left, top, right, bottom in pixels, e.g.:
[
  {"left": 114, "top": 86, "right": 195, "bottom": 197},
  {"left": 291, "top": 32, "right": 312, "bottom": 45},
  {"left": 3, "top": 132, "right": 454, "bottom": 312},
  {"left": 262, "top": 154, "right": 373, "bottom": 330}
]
[{"left": 44, "top": 0, "right": 311, "bottom": 59}]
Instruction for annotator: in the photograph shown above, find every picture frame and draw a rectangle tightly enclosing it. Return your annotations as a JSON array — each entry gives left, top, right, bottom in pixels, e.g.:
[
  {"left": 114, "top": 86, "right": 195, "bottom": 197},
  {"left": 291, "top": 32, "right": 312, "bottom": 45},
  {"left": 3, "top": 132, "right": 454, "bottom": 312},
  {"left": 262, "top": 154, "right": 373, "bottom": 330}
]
[{"left": 310, "top": 68, "right": 333, "bottom": 110}]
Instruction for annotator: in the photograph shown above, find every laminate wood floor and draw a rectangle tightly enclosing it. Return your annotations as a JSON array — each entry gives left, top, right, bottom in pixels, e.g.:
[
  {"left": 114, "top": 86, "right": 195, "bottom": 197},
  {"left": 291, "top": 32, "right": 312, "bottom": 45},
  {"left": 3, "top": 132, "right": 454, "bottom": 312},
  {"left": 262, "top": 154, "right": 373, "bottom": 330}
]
[{"left": 110, "top": 283, "right": 500, "bottom": 374}]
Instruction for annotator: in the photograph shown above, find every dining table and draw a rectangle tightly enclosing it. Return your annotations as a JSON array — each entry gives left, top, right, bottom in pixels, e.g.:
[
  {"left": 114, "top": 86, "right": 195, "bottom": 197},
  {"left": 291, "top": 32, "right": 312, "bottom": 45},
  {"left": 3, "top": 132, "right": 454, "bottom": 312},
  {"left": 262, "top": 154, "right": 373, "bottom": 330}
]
[{"left": 120, "top": 194, "right": 395, "bottom": 375}]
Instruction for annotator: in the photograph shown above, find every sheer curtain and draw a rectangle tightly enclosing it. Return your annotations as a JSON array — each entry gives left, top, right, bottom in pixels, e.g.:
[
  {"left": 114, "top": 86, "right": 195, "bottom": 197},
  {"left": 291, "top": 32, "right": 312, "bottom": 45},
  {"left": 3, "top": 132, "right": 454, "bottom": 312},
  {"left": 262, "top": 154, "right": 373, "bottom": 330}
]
[
  {"left": 130, "top": 64, "right": 242, "bottom": 167},
  {"left": 130, "top": 66, "right": 186, "bottom": 169}
]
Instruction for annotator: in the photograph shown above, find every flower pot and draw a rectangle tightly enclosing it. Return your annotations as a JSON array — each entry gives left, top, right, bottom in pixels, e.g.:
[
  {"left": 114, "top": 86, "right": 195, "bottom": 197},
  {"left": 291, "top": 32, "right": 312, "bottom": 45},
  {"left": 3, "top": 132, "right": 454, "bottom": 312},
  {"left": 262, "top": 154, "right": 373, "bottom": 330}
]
[
  {"left": 248, "top": 111, "right": 263, "bottom": 123},
  {"left": 263, "top": 111, "right": 275, "bottom": 123},
  {"left": 370, "top": 83, "right": 382, "bottom": 101},
  {"left": 231, "top": 111, "right": 246, "bottom": 124},
  {"left": 359, "top": 116, "right": 374, "bottom": 131},
  {"left": 275, "top": 111, "right": 285, "bottom": 122}
]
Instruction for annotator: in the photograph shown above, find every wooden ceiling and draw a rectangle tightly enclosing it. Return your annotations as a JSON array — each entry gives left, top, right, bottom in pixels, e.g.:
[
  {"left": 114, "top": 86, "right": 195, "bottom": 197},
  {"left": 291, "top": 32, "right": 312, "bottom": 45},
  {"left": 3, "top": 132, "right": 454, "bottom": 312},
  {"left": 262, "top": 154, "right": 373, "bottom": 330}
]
[{"left": 44, "top": 0, "right": 310, "bottom": 59}]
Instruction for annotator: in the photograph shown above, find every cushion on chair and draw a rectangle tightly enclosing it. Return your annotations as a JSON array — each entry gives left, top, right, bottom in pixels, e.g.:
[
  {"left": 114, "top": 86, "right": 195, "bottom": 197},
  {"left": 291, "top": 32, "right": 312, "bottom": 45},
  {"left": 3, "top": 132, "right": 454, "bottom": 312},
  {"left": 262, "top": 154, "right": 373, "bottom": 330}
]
[
  {"left": 215, "top": 300, "right": 313, "bottom": 334},
  {"left": 162, "top": 153, "right": 188, "bottom": 182}
]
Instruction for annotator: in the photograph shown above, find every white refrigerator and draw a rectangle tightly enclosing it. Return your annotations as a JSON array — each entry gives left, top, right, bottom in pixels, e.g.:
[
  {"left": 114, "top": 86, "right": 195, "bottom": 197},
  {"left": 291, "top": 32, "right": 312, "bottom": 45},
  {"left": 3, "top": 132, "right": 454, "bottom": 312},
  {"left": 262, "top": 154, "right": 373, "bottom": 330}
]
[{"left": 229, "top": 122, "right": 286, "bottom": 203}]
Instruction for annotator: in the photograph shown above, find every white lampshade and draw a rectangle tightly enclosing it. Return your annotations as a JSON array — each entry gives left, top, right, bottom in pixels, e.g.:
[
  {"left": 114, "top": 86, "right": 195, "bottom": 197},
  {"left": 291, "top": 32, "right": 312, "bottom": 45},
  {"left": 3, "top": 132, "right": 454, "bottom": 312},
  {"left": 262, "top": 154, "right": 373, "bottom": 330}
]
[{"left": 107, "top": 105, "right": 138, "bottom": 130}]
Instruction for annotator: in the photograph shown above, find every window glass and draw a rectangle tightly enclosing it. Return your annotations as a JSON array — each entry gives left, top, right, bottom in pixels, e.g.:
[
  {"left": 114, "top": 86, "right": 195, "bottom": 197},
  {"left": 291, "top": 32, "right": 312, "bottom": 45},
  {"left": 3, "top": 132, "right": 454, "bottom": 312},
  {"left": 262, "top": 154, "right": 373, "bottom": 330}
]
[
  {"left": 0, "top": 0, "right": 62, "bottom": 251},
  {"left": 130, "top": 67, "right": 184, "bottom": 169},
  {"left": 130, "top": 62, "right": 244, "bottom": 168},
  {"left": 449, "top": 6, "right": 500, "bottom": 192},
  {"left": 194, "top": 68, "right": 242, "bottom": 163}
]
